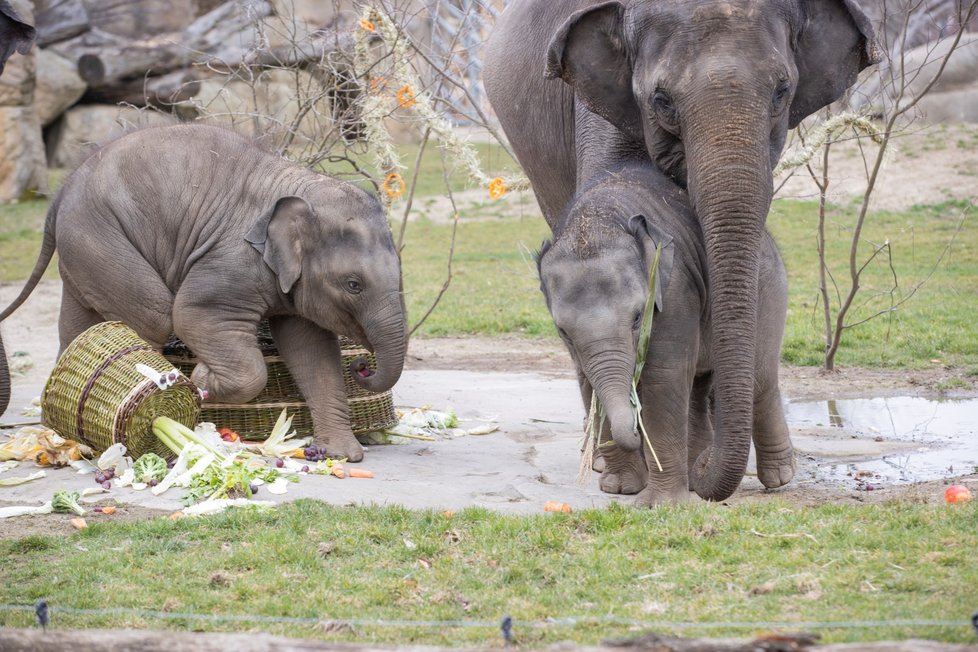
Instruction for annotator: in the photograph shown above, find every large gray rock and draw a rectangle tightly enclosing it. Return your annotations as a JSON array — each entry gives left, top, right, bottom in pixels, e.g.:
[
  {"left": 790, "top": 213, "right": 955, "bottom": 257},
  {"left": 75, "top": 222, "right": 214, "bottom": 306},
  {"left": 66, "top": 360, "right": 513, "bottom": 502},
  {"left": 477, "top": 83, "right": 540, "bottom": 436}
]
[
  {"left": 916, "top": 85, "right": 978, "bottom": 123},
  {"left": 34, "top": 47, "right": 85, "bottom": 125},
  {"left": 45, "top": 103, "right": 177, "bottom": 168},
  {"left": 81, "top": 0, "right": 197, "bottom": 39}
]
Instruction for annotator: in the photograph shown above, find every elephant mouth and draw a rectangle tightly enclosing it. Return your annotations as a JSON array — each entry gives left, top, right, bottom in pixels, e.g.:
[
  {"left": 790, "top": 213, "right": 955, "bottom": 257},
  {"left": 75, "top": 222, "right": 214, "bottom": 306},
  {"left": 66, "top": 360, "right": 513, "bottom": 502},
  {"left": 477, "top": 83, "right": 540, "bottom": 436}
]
[{"left": 350, "top": 356, "right": 375, "bottom": 379}]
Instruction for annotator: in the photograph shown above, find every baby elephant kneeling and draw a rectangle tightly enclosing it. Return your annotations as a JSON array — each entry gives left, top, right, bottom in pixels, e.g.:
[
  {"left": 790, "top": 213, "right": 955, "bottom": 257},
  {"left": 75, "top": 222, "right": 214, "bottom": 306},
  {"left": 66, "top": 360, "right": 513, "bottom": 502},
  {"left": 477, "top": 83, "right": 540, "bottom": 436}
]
[
  {"left": 0, "top": 124, "right": 406, "bottom": 462},
  {"left": 537, "top": 162, "right": 795, "bottom": 505}
]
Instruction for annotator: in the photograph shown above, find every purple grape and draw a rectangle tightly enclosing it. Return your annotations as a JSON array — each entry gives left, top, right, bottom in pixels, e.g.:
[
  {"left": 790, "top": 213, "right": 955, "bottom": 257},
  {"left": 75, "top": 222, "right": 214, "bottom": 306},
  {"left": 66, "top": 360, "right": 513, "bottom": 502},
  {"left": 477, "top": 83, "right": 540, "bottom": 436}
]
[
  {"left": 93, "top": 506, "right": 103, "bottom": 513},
  {"left": 249, "top": 483, "right": 259, "bottom": 495},
  {"left": 104, "top": 468, "right": 115, "bottom": 479},
  {"left": 95, "top": 472, "right": 106, "bottom": 484},
  {"left": 148, "top": 479, "right": 159, "bottom": 487},
  {"left": 275, "top": 458, "right": 285, "bottom": 468},
  {"left": 101, "top": 480, "right": 111, "bottom": 490}
]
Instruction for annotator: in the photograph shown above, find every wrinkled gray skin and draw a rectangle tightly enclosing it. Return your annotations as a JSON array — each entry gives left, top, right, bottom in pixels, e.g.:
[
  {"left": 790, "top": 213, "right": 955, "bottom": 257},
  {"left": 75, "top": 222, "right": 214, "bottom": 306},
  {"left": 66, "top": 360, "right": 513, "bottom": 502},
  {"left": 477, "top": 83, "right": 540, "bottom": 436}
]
[
  {"left": 0, "top": 124, "right": 406, "bottom": 461},
  {"left": 538, "top": 160, "right": 791, "bottom": 505},
  {"left": 485, "top": 0, "right": 877, "bottom": 501},
  {"left": 0, "top": 0, "right": 35, "bottom": 415}
]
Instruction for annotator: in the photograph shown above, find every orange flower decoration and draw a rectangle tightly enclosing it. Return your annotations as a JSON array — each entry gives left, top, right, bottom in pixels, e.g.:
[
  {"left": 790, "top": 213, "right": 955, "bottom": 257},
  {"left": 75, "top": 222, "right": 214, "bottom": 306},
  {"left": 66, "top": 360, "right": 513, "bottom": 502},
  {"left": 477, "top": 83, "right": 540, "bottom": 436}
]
[
  {"left": 369, "top": 76, "right": 389, "bottom": 95},
  {"left": 488, "top": 176, "right": 507, "bottom": 200},
  {"left": 396, "top": 85, "right": 416, "bottom": 108},
  {"left": 383, "top": 172, "right": 405, "bottom": 198},
  {"left": 359, "top": 19, "right": 376, "bottom": 32}
]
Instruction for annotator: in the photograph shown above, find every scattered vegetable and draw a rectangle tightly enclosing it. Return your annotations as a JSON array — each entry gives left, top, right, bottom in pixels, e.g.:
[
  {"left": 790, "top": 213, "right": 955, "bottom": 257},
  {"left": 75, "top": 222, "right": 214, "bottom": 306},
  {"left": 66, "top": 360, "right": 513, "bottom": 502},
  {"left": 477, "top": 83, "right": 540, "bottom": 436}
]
[
  {"left": 132, "top": 453, "right": 167, "bottom": 484},
  {"left": 945, "top": 485, "right": 973, "bottom": 503},
  {"left": 96, "top": 443, "right": 127, "bottom": 471},
  {"left": 543, "top": 501, "right": 572, "bottom": 513},
  {"left": 348, "top": 468, "right": 374, "bottom": 479},
  {"left": 0, "top": 426, "right": 93, "bottom": 465},
  {"left": 217, "top": 427, "right": 240, "bottom": 443},
  {"left": 70, "top": 517, "right": 88, "bottom": 529},
  {"left": 51, "top": 490, "right": 87, "bottom": 516},
  {"left": 253, "top": 410, "right": 310, "bottom": 459},
  {"left": 0, "top": 502, "right": 53, "bottom": 519},
  {"left": 0, "top": 470, "right": 46, "bottom": 486},
  {"left": 101, "top": 505, "right": 117, "bottom": 515}
]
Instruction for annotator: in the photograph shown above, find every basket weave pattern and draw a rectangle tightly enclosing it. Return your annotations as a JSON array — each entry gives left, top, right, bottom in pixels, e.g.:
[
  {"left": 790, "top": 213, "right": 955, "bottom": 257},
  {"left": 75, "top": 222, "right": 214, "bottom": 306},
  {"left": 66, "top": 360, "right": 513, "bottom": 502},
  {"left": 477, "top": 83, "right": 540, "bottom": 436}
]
[
  {"left": 42, "top": 322, "right": 202, "bottom": 457},
  {"left": 162, "top": 324, "right": 398, "bottom": 440}
]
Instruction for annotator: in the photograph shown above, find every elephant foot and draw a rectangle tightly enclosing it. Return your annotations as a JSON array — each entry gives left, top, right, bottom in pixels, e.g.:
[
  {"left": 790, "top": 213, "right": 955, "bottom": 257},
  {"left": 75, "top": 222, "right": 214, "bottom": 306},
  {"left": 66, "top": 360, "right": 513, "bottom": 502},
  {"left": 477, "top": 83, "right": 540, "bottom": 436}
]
[
  {"left": 592, "top": 455, "right": 606, "bottom": 473},
  {"left": 634, "top": 485, "right": 694, "bottom": 507},
  {"left": 756, "top": 449, "right": 796, "bottom": 489},
  {"left": 598, "top": 448, "right": 646, "bottom": 495},
  {"left": 315, "top": 432, "right": 365, "bottom": 463}
]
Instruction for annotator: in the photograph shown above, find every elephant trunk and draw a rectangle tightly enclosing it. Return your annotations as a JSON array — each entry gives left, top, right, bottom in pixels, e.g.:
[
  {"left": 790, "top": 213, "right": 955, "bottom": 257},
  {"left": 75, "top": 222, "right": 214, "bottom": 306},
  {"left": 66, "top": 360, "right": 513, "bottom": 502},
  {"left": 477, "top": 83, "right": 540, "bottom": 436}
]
[
  {"left": 684, "top": 98, "right": 772, "bottom": 501},
  {"left": 351, "top": 292, "right": 406, "bottom": 393},
  {"left": 580, "top": 337, "right": 639, "bottom": 451},
  {"left": 0, "top": 329, "right": 9, "bottom": 416}
]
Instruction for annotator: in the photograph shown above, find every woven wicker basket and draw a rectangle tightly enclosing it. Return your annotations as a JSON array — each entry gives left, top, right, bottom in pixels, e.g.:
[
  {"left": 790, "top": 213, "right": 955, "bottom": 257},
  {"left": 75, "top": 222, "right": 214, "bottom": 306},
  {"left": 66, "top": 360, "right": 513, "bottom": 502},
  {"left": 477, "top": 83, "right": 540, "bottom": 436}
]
[
  {"left": 42, "top": 322, "right": 202, "bottom": 458},
  {"left": 162, "top": 323, "right": 398, "bottom": 440}
]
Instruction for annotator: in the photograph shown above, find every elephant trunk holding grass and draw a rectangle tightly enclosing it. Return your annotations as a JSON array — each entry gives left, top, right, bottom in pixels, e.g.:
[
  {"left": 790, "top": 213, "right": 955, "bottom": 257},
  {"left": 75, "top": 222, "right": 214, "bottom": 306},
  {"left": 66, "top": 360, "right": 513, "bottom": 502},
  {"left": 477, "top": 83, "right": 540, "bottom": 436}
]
[
  {"left": 538, "top": 158, "right": 791, "bottom": 504},
  {"left": 486, "top": 0, "right": 878, "bottom": 501},
  {"left": 0, "top": 124, "right": 406, "bottom": 461}
]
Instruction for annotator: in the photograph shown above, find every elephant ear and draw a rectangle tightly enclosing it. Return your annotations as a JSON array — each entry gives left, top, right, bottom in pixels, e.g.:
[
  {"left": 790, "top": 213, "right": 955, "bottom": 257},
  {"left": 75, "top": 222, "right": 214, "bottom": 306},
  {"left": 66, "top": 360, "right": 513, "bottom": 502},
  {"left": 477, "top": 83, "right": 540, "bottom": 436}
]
[
  {"left": 627, "top": 215, "right": 675, "bottom": 312},
  {"left": 245, "top": 196, "right": 312, "bottom": 295},
  {"left": 0, "top": 0, "right": 36, "bottom": 76},
  {"left": 544, "top": 1, "right": 643, "bottom": 142},
  {"left": 789, "top": 0, "right": 881, "bottom": 128}
]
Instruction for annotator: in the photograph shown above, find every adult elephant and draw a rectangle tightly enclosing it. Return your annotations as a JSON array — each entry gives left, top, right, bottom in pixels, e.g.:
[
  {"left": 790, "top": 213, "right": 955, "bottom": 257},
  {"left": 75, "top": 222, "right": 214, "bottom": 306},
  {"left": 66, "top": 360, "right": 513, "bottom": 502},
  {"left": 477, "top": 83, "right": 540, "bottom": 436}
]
[{"left": 484, "top": 0, "right": 878, "bottom": 502}]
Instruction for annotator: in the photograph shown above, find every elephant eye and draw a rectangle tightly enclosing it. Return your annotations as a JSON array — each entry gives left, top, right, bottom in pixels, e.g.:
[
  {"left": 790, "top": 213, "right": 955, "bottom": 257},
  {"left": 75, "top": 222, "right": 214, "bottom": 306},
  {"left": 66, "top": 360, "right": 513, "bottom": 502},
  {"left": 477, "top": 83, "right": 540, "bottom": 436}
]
[
  {"left": 633, "top": 310, "right": 643, "bottom": 330},
  {"left": 345, "top": 278, "right": 363, "bottom": 294},
  {"left": 772, "top": 80, "right": 792, "bottom": 114},
  {"left": 651, "top": 89, "right": 678, "bottom": 124}
]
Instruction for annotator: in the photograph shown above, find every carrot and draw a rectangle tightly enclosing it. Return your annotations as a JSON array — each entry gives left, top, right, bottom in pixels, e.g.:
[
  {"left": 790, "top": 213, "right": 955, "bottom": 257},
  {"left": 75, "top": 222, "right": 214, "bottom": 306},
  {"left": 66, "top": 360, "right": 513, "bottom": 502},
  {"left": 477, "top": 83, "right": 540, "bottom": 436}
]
[
  {"left": 70, "top": 517, "right": 88, "bottom": 529},
  {"left": 543, "top": 501, "right": 572, "bottom": 513},
  {"left": 348, "top": 468, "right": 374, "bottom": 479},
  {"left": 169, "top": 511, "right": 184, "bottom": 521},
  {"left": 331, "top": 463, "right": 346, "bottom": 479},
  {"left": 101, "top": 505, "right": 116, "bottom": 515}
]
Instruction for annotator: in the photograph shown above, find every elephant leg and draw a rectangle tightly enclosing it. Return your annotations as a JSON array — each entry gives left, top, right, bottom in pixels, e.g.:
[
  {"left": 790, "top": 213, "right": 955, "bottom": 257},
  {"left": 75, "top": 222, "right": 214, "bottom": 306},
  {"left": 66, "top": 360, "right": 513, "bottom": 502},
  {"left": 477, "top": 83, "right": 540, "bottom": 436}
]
[
  {"left": 687, "top": 372, "right": 713, "bottom": 487},
  {"left": 269, "top": 316, "right": 364, "bottom": 463},
  {"left": 171, "top": 295, "right": 267, "bottom": 405},
  {"left": 57, "top": 283, "right": 104, "bottom": 354},
  {"left": 58, "top": 250, "right": 174, "bottom": 349},
  {"left": 752, "top": 236, "right": 795, "bottom": 489},
  {"left": 634, "top": 295, "right": 701, "bottom": 506}
]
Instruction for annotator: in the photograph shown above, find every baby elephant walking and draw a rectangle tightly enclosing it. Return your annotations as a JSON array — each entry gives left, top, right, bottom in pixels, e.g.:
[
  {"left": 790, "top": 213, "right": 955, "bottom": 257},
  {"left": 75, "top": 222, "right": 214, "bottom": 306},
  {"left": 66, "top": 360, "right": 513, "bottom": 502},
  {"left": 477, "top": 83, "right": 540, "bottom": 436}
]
[
  {"left": 0, "top": 124, "right": 406, "bottom": 462},
  {"left": 537, "top": 162, "right": 795, "bottom": 505}
]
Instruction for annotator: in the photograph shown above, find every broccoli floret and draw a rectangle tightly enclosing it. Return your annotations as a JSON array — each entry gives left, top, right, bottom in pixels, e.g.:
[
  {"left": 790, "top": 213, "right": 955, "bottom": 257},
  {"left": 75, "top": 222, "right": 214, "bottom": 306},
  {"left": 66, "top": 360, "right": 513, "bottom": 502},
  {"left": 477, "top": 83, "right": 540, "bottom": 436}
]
[
  {"left": 51, "top": 490, "right": 86, "bottom": 516},
  {"left": 133, "top": 453, "right": 168, "bottom": 484}
]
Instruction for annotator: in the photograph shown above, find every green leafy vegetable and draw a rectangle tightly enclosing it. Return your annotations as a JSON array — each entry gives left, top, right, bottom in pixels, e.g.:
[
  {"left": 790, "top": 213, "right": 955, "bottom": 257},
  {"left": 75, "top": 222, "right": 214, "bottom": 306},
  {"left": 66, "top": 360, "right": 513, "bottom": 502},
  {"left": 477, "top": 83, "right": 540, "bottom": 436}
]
[{"left": 51, "top": 490, "right": 86, "bottom": 516}]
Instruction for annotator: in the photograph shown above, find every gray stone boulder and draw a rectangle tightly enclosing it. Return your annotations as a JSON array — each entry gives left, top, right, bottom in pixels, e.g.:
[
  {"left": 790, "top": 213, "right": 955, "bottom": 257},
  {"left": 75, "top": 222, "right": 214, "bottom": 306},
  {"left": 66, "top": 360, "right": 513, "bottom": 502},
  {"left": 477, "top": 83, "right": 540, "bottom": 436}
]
[
  {"left": 34, "top": 47, "right": 85, "bottom": 126},
  {"left": 45, "top": 103, "right": 177, "bottom": 168}
]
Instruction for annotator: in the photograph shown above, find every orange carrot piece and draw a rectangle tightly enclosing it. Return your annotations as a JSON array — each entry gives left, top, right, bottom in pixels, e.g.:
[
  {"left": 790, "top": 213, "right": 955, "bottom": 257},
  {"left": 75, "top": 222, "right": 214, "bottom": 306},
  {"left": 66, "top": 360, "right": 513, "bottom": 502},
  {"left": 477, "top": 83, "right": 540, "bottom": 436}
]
[
  {"left": 70, "top": 517, "right": 88, "bottom": 529},
  {"left": 331, "top": 464, "right": 346, "bottom": 479},
  {"left": 348, "top": 468, "right": 374, "bottom": 479},
  {"left": 543, "top": 501, "right": 572, "bottom": 513},
  {"left": 101, "top": 505, "right": 117, "bottom": 515}
]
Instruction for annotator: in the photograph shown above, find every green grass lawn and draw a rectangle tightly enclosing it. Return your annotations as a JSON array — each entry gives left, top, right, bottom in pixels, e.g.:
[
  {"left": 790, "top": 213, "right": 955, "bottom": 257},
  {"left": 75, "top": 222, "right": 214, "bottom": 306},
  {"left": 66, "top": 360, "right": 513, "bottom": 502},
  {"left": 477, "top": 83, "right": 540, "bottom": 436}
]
[{"left": 0, "top": 500, "right": 975, "bottom": 644}]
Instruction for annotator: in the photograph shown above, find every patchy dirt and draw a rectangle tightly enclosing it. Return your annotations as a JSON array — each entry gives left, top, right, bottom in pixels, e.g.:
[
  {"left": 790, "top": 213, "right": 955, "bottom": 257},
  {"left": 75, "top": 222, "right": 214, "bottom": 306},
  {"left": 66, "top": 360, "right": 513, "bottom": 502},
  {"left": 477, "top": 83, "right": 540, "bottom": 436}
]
[{"left": 0, "top": 502, "right": 168, "bottom": 540}]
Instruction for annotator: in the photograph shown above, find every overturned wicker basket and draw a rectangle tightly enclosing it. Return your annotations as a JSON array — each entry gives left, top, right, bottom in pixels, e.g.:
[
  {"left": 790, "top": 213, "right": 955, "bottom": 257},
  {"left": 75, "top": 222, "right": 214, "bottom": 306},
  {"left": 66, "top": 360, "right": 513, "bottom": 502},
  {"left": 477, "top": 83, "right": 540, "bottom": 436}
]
[
  {"left": 42, "top": 321, "right": 202, "bottom": 458},
  {"left": 162, "top": 323, "right": 398, "bottom": 440}
]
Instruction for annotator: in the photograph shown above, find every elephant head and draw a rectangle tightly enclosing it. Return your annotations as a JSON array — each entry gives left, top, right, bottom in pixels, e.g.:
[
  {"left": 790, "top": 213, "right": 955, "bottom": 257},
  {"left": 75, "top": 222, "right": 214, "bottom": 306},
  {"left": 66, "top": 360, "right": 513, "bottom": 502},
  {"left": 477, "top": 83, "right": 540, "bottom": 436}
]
[
  {"left": 246, "top": 185, "right": 406, "bottom": 394},
  {"left": 544, "top": 0, "right": 877, "bottom": 501},
  {"left": 538, "top": 194, "right": 670, "bottom": 453},
  {"left": 0, "top": 0, "right": 34, "bottom": 76}
]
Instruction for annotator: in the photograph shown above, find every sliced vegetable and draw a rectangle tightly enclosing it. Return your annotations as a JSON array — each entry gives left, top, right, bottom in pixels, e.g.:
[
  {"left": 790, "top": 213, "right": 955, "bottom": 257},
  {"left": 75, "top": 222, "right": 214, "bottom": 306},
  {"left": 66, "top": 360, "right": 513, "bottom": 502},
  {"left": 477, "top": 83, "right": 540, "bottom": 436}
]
[
  {"left": 348, "top": 468, "right": 374, "bottom": 479},
  {"left": 96, "top": 443, "right": 127, "bottom": 471},
  {"left": 254, "top": 409, "right": 310, "bottom": 459},
  {"left": 0, "top": 502, "right": 53, "bottom": 519},
  {"left": 0, "top": 470, "right": 46, "bottom": 486},
  {"left": 70, "top": 517, "right": 88, "bottom": 529}
]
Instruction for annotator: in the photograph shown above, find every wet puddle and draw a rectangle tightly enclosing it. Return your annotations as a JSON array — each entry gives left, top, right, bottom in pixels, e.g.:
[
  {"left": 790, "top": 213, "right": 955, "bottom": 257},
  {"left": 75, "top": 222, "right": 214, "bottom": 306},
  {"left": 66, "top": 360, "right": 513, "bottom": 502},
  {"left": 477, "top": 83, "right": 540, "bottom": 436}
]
[{"left": 784, "top": 396, "right": 978, "bottom": 488}]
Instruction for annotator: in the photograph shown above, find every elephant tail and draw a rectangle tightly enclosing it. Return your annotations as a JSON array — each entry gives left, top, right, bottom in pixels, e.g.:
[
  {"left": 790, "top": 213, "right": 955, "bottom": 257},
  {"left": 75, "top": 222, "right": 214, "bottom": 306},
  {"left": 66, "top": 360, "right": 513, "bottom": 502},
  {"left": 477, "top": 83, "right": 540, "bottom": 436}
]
[{"left": 0, "top": 187, "right": 62, "bottom": 323}]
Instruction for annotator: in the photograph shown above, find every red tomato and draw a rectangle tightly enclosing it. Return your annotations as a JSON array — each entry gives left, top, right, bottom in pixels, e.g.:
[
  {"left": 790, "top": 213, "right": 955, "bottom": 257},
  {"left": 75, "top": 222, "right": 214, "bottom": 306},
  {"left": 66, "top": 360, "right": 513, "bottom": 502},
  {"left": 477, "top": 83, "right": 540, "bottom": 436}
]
[{"left": 944, "top": 485, "right": 973, "bottom": 503}]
